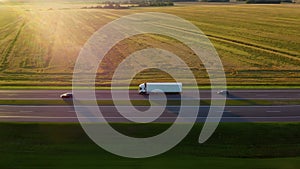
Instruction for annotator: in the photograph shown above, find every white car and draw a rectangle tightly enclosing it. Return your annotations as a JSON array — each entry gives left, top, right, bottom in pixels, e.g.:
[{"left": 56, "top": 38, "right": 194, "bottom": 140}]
[
  {"left": 60, "top": 93, "right": 73, "bottom": 98},
  {"left": 217, "top": 90, "right": 229, "bottom": 95}
]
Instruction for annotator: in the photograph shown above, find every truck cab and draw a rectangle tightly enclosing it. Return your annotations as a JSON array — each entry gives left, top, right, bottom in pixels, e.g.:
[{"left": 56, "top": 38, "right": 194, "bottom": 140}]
[{"left": 138, "top": 83, "right": 146, "bottom": 94}]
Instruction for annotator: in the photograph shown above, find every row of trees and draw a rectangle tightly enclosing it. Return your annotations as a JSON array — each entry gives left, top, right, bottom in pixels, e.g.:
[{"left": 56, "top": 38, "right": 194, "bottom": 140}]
[
  {"left": 246, "top": 0, "right": 291, "bottom": 3},
  {"left": 135, "top": 0, "right": 294, "bottom": 3},
  {"left": 129, "top": 0, "right": 174, "bottom": 6},
  {"left": 82, "top": 0, "right": 174, "bottom": 8},
  {"left": 83, "top": 0, "right": 297, "bottom": 8},
  {"left": 199, "top": 0, "right": 294, "bottom": 3}
]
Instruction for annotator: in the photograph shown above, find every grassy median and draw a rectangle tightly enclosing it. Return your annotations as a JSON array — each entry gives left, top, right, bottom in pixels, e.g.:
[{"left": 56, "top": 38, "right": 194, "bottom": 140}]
[{"left": 0, "top": 122, "right": 300, "bottom": 169}]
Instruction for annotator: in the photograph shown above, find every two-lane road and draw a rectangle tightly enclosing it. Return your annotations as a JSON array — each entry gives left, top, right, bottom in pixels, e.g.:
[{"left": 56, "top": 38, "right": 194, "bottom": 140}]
[
  {"left": 0, "top": 90, "right": 300, "bottom": 122},
  {"left": 0, "top": 105, "right": 300, "bottom": 122},
  {"left": 1, "top": 89, "right": 300, "bottom": 100}
]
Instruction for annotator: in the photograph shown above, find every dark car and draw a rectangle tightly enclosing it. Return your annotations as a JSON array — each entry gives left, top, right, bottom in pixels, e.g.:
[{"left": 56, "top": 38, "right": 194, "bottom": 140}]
[{"left": 60, "top": 93, "right": 73, "bottom": 98}]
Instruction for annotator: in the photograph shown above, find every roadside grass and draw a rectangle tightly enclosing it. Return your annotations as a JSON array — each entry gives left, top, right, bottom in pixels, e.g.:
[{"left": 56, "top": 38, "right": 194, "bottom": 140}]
[
  {"left": 0, "top": 122, "right": 300, "bottom": 169},
  {"left": 0, "top": 3, "right": 299, "bottom": 87}
]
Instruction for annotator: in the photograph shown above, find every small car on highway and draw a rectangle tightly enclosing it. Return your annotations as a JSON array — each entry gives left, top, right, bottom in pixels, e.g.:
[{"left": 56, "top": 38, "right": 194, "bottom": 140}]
[
  {"left": 60, "top": 93, "right": 73, "bottom": 98},
  {"left": 217, "top": 90, "right": 229, "bottom": 95}
]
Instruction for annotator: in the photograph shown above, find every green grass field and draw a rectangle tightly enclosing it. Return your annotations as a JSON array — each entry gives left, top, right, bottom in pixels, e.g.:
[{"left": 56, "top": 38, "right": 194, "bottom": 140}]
[
  {"left": 0, "top": 2, "right": 299, "bottom": 87},
  {"left": 0, "top": 122, "right": 300, "bottom": 169}
]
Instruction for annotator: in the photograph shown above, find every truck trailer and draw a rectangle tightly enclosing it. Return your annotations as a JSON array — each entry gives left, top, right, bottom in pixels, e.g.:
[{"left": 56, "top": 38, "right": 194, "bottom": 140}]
[{"left": 138, "top": 82, "right": 182, "bottom": 94}]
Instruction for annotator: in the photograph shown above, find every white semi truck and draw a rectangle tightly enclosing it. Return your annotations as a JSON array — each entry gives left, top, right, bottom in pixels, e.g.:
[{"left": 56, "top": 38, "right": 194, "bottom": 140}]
[{"left": 138, "top": 82, "right": 182, "bottom": 94}]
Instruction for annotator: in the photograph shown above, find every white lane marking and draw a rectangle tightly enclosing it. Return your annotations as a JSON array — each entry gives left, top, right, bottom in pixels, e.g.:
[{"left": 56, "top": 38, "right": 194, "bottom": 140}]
[
  {"left": 0, "top": 98, "right": 61, "bottom": 100},
  {"left": 19, "top": 111, "right": 33, "bottom": 113},
  {"left": 230, "top": 90, "right": 300, "bottom": 93},
  {"left": 217, "top": 111, "right": 232, "bottom": 113},
  {"left": 220, "top": 116, "right": 300, "bottom": 119},
  {"left": 0, "top": 105, "right": 300, "bottom": 108},
  {"left": 255, "top": 94, "right": 268, "bottom": 96},
  {"left": 0, "top": 105, "right": 75, "bottom": 108},
  {"left": 266, "top": 110, "right": 281, "bottom": 113},
  {"left": 0, "top": 116, "right": 78, "bottom": 119},
  {"left": 0, "top": 98, "right": 299, "bottom": 100},
  {"left": 1, "top": 116, "right": 300, "bottom": 119}
]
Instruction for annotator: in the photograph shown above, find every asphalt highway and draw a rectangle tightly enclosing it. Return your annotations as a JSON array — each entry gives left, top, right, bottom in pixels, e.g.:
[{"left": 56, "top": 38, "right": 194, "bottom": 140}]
[
  {"left": 0, "top": 90, "right": 300, "bottom": 122},
  {"left": 1, "top": 89, "right": 300, "bottom": 100}
]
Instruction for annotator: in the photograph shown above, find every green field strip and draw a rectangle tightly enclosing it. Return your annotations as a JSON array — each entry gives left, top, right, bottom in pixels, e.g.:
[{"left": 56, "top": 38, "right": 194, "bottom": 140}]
[{"left": 0, "top": 122, "right": 300, "bottom": 169}]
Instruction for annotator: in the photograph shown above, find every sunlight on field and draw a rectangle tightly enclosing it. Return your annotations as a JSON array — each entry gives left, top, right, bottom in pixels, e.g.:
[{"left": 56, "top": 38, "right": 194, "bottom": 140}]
[{"left": 0, "top": 2, "right": 299, "bottom": 86}]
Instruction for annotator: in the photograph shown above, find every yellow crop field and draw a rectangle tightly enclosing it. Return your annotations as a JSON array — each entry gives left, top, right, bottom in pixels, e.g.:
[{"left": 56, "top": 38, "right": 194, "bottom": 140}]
[{"left": 0, "top": 2, "right": 299, "bottom": 87}]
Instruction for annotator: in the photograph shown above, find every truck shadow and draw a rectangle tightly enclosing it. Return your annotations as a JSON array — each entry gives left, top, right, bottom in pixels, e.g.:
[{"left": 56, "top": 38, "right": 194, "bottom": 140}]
[
  {"left": 62, "top": 98, "right": 73, "bottom": 105},
  {"left": 227, "top": 93, "right": 259, "bottom": 106},
  {"left": 142, "top": 93, "right": 249, "bottom": 122}
]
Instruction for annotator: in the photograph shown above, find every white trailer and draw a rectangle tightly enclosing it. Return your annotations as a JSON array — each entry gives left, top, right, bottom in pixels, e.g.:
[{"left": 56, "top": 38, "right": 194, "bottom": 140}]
[{"left": 138, "top": 82, "right": 182, "bottom": 94}]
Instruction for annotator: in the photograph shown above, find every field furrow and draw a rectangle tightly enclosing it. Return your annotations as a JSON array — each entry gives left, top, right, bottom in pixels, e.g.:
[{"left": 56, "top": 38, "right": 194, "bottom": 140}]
[{"left": 0, "top": 21, "right": 24, "bottom": 71}]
